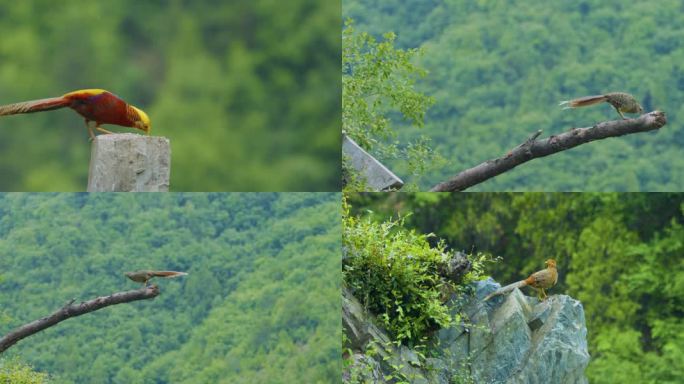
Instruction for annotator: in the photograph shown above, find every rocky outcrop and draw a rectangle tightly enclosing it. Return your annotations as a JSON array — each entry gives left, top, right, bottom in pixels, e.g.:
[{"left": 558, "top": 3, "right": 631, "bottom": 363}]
[
  {"left": 342, "top": 134, "right": 404, "bottom": 191},
  {"left": 343, "top": 278, "right": 590, "bottom": 383}
]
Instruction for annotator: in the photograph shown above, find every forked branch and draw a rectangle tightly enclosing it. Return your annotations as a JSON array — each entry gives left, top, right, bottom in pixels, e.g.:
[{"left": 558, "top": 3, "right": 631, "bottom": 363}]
[{"left": 430, "top": 111, "right": 667, "bottom": 191}]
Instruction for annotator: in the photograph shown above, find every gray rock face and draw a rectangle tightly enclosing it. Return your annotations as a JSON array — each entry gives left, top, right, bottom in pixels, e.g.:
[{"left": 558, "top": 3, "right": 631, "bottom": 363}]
[
  {"left": 343, "top": 279, "right": 589, "bottom": 384},
  {"left": 342, "top": 135, "right": 403, "bottom": 191},
  {"left": 343, "top": 288, "right": 429, "bottom": 383},
  {"left": 87, "top": 133, "right": 171, "bottom": 192}
]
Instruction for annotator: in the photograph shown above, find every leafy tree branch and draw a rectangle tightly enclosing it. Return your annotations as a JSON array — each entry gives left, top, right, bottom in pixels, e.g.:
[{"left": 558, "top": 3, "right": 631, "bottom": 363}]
[{"left": 342, "top": 19, "right": 440, "bottom": 190}]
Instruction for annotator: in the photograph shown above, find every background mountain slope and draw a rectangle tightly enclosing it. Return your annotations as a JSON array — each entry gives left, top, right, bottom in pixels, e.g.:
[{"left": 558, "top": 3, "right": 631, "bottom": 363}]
[{"left": 0, "top": 193, "right": 340, "bottom": 383}]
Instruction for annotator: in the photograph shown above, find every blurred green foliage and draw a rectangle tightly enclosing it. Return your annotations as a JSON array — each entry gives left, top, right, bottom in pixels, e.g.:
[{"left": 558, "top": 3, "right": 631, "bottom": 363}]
[
  {"left": 348, "top": 192, "right": 684, "bottom": 384},
  {"left": 0, "top": 0, "right": 340, "bottom": 191},
  {"left": 0, "top": 193, "right": 340, "bottom": 383},
  {"left": 344, "top": 0, "right": 684, "bottom": 191}
]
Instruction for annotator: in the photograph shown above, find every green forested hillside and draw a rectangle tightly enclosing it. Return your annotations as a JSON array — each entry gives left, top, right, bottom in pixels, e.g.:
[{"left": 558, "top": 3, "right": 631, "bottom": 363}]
[
  {"left": 0, "top": 1, "right": 340, "bottom": 191},
  {"left": 347, "top": 193, "right": 684, "bottom": 384},
  {"left": 344, "top": 0, "right": 684, "bottom": 191},
  {"left": 0, "top": 193, "right": 340, "bottom": 383}
]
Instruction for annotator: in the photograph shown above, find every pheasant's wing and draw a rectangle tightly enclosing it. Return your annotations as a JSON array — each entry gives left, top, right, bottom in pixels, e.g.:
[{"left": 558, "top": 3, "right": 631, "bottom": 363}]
[
  {"left": 0, "top": 97, "right": 70, "bottom": 116},
  {"left": 529, "top": 269, "right": 553, "bottom": 288}
]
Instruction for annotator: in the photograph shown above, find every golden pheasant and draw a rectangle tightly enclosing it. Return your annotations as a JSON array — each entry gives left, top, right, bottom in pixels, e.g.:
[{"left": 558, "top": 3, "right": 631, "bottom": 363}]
[
  {"left": 484, "top": 259, "right": 558, "bottom": 301},
  {"left": 559, "top": 92, "right": 643, "bottom": 119},
  {"left": 125, "top": 270, "right": 188, "bottom": 287},
  {"left": 0, "top": 89, "right": 151, "bottom": 139}
]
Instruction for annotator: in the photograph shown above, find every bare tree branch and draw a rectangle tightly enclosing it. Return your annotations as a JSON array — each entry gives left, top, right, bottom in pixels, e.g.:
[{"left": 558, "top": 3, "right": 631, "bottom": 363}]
[
  {"left": 430, "top": 111, "right": 667, "bottom": 192},
  {"left": 0, "top": 286, "right": 159, "bottom": 354}
]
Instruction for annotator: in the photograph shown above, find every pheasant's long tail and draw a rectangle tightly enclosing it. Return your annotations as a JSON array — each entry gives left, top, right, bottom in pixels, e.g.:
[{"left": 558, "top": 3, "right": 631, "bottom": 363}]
[
  {"left": 149, "top": 271, "right": 188, "bottom": 278},
  {"left": 484, "top": 279, "right": 528, "bottom": 301},
  {"left": 0, "top": 97, "right": 70, "bottom": 116},
  {"left": 559, "top": 94, "right": 608, "bottom": 110}
]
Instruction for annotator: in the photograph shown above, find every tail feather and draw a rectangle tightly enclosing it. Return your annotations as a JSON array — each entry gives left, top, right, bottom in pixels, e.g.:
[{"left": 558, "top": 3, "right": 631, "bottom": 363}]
[
  {"left": 559, "top": 94, "right": 608, "bottom": 109},
  {"left": 149, "top": 271, "right": 188, "bottom": 278},
  {"left": 484, "top": 280, "right": 528, "bottom": 301},
  {"left": 0, "top": 97, "right": 70, "bottom": 116},
  {"left": 558, "top": 100, "right": 573, "bottom": 110}
]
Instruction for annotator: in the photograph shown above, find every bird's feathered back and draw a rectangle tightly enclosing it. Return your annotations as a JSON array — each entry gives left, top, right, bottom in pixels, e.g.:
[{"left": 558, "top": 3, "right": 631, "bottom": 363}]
[{"left": 62, "top": 89, "right": 108, "bottom": 99}]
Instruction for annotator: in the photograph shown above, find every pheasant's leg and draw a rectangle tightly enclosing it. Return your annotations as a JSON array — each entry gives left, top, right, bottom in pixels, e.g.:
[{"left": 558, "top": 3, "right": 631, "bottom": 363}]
[
  {"left": 530, "top": 287, "right": 540, "bottom": 300},
  {"left": 96, "top": 126, "right": 114, "bottom": 135},
  {"left": 84, "top": 120, "right": 95, "bottom": 141}
]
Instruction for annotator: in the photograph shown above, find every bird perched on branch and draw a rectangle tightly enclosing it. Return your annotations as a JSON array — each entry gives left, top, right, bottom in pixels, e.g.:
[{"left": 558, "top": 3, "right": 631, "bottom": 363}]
[
  {"left": 125, "top": 270, "right": 187, "bottom": 287},
  {"left": 484, "top": 259, "right": 557, "bottom": 301},
  {"left": 0, "top": 89, "right": 151, "bottom": 139},
  {"left": 559, "top": 92, "right": 643, "bottom": 119}
]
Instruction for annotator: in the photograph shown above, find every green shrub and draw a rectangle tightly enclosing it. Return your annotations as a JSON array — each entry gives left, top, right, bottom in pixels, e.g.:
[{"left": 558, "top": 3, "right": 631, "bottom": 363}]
[
  {"left": 0, "top": 359, "right": 50, "bottom": 384},
  {"left": 343, "top": 198, "right": 491, "bottom": 345}
]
